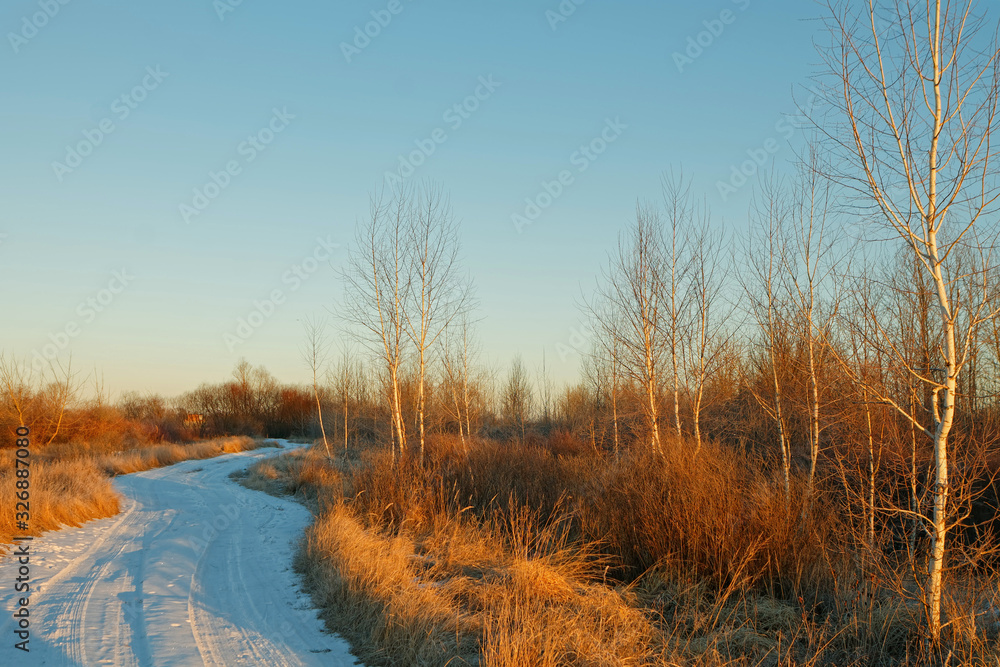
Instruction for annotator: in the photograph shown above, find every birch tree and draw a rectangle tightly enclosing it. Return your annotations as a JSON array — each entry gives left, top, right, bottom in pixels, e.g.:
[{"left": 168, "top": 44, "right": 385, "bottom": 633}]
[
  {"left": 661, "top": 172, "right": 692, "bottom": 441},
  {"left": 458, "top": 316, "right": 478, "bottom": 443},
  {"left": 442, "top": 314, "right": 479, "bottom": 452},
  {"left": 686, "top": 206, "right": 735, "bottom": 457},
  {"left": 742, "top": 178, "right": 793, "bottom": 505},
  {"left": 301, "top": 317, "right": 332, "bottom": 458},
  {"left": 821, "top": 0, "right": 1000, "bottom": 643},
  {"left": 404, "top": 186, "right": 472, "bottom": 466},
  {"left": 592, "top": 205, "right": 668, "bottom": 455},
  {"left": 502, "top": 355, "right": 533, "bottom": 443},
  {"left": 344, "top": 188, "right": 412, "bottom": 461},
  {"left": 785, "top": 149, "right": 840, "bottom": 513},
  {"left": 331, "top": 343, "right": 362, "bottom": 452},
  {"left": 596, "top": 317, "right": 624, "bottom": 455}
]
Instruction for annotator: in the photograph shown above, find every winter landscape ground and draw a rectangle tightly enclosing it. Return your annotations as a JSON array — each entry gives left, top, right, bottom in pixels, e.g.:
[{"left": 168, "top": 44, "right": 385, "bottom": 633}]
[
  {"left": 0, "top": 440, "right": 359, "bottom": 666},
  {"left": 8, "top": 0, "right": 1000, "bottom": 665}
]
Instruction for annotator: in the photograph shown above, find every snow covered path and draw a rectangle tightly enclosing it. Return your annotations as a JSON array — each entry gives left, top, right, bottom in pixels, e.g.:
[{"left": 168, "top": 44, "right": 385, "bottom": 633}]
[{"left": 0, "top": 441, "right": 360, "bottom": 666}]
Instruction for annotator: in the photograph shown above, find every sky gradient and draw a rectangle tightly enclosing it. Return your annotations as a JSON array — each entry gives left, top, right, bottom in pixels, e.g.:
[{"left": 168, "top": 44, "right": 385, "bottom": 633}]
[{"left": 0, "top": 0, "right": 822, "bottom": 397}]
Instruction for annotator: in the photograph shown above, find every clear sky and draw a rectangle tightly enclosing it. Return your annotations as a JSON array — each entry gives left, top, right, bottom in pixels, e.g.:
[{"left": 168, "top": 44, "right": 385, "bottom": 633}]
[{"left": 0, "top": 0, "right": 822, "bottom": 397}]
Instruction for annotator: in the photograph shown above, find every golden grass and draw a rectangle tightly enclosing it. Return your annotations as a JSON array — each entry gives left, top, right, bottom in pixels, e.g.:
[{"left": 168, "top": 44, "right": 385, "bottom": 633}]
[
  {"left": 0, "top": 457, "right": 120, "bottom": 552},
  {"left": 294, "top": 499, "right": 661, "bottom": 666},
  {"left": 238, "top": 440, "right": 1000, "bottom": 666},
  {"left": 242, "top": 446, "right": 669, "bottom": 665},
  {"left": 231, "top": 445, "right": 341, "bottom": 509},
  {"left": 0, "top": 435, "right": 263, "bottom": 553}
]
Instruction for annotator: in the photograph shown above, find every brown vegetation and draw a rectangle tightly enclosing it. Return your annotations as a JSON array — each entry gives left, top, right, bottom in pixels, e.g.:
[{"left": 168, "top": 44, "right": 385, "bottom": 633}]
[{"left": 239, "top": 432, "right": 1000, "bottom": 666}]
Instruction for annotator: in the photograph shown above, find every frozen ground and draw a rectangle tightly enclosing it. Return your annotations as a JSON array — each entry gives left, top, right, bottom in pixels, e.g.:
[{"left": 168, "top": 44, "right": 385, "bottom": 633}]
[{"left": 0, "top": 440, "right": 360, "bottom": 666}]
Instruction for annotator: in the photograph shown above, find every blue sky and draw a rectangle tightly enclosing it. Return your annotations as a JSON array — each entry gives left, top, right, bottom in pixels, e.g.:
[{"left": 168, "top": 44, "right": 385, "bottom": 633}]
[{"left": 0, "top": 0, "right": 821, "bottom": 396}]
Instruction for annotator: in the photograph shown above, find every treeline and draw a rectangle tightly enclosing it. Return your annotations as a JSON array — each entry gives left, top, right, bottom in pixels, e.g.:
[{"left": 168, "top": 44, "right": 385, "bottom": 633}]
[{"left": 0, "top": 357, "right": 321, "bottom": 445}]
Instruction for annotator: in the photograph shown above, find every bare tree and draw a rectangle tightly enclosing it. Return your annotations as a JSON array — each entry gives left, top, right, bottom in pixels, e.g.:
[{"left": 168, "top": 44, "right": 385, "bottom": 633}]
[
  {"left": 590, "top": 314, "right": 624, "bottom": 455},
  {"left": 592, "top": 205, "right": 668, "bottom": 455},
  {"left": 404, "top": 186, "right": 473, "bottom": 465},
  {"left": 608, "top": 333, "right": 622, "bottom": 455},
  {"left": 537, "top": 349, "right": 554, "bottom": 428},
  {"left": 0, "top": 354, "right": 34, "bottom": 432},
  {"left": 742, "top": 177, "right": 793, "bottom": 505},
  {"left": 0, "top": 354, "right": 79, "bottom": 445},
  {"left": 301, "top": 316, "right": 332, "bottom": 458},
  {"left": 785, "top": 148, "right": 840, "bottom": 512},
  {"left": 442, "top": 314, "right": 482, "bottom": 452},
  {"left": 331, "top": 343, "right": 362, "bottom": 452},
  {"left": 344, "top": 187, "right": 412, "bottom": 461},
  {"left": 442, "top": 330, "right": 467, "bottom": 450},
  {"left": 847, "top": 299, "right": 884, "bottom": 553},
  {"left": 685, "top": 204, "right": 735, "bottom": 457},
  {"left": 820, "top": 0, "right": 1000, "bottom": 642},
  {"left": 662, "top": 172, "right": 692, "bottom": 441},
  {"left": 459, "top": 318, "right": 478, "bottom": 443},
  {"left": 502, "top": 355, "right": 534, "bottom": 443}
]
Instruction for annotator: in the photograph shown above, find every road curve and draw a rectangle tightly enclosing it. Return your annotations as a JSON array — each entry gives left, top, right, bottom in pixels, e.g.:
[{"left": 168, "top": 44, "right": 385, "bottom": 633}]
[{"left": 0, "top": 441, "right": 360, "bottom": 666}]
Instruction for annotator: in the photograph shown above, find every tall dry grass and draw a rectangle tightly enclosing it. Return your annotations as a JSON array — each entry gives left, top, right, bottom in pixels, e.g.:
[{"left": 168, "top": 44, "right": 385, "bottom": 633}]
[
  {"left": 0, "top": 435, "right": 262, "bottom": 552},
  {"left": 297, "top": 489, "right": 660, "bottom": 665},
  {"left": 240, "top": 437, "right": 1000, "bottom": 666},
  {"left": 580, "top": 443, "right": 840, "bottom": 595}
]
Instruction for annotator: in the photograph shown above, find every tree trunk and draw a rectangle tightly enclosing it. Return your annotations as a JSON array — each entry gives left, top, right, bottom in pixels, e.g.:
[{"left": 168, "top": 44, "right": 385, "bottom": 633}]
[
  {"left": 927, "top": 243, "right": 955, "bottom": 645},
  {"left": 612, "top": 382, "right": 619, "bottom": 455},
  {"left": 768, "top": 319, "right": 790, "bottom": 507},
  {"left": 805, "top": 323, "right": 820, "bottom": 515},
  {"left": 389, "top": 366, "right": 405, "bottom": 462},
  {"left": 417, "top": 348, "right": 426, "bottom": 466}
]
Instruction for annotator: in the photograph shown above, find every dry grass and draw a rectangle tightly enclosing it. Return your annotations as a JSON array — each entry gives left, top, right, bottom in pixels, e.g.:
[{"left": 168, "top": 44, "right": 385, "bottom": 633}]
[
  {"left": 0, "top": 435, "right": 263, "bottom": 553},
  {"left": 0, "top": 457, "right": 120, "bottom": 553},
  {"left": 239, "top": 438, "right": 1000, "bottom": 666},
  {"left": 296, "top": 494, "right": 660, "bottom": 666},
  {"left": 231, "top": 445, "right": 341, "bottom": 509},
  {"left": 579, "top": 442, "right": 840, "bottom": 597}
]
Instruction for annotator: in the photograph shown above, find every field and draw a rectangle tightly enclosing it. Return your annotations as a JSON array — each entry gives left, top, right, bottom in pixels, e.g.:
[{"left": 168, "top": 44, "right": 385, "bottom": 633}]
[{"left": 238, "top": 434, "right": 1000, "bottom": 666}]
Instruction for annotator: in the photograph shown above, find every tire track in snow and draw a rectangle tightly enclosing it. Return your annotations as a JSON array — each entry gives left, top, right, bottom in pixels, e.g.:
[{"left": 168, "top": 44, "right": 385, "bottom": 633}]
[
  {"left": 0, "top": 442, "right": 360, "bottom": 666},
  {"left": 44, "top": 490, "right": 147, "bottom": 665}
]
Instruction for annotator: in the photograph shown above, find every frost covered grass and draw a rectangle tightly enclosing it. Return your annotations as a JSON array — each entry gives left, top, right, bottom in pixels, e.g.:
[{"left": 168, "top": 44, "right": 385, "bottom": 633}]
[{"left": 0, "top": 435, "right": 264, "bottom": 552}]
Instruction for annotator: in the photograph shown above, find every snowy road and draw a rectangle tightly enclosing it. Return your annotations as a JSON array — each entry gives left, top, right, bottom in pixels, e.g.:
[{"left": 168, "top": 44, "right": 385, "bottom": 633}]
[{"left": 0, "top": 441, "right": 360, "bottom": 666}]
